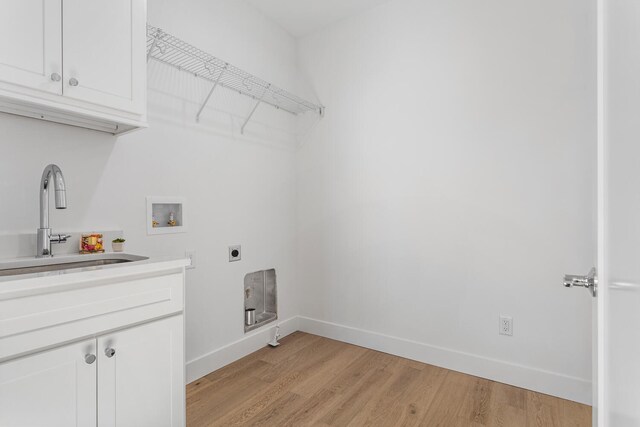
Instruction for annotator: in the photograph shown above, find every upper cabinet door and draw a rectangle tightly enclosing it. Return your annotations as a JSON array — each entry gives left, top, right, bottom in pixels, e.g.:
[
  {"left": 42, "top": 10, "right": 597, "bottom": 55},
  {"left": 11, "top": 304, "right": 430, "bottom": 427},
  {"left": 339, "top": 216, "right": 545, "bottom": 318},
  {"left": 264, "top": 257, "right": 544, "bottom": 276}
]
[
  {"left": 97, "top": 315, "right": 185, "bottom": 427},
  {"left": 62, "top": 0, "right": 146, "bottom": 114},
  {"left": 0, "top": 339, "right": 97, "bottom": 427},
  {"left": 0, "top": 0, "right": 62, "bottom": 94}
]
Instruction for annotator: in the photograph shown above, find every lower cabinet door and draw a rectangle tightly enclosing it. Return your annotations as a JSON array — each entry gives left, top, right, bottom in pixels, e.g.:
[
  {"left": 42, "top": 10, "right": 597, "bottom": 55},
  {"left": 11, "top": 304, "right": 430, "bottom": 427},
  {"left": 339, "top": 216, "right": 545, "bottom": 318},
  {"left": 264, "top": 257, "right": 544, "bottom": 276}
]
[
  {"left": 0, "top": 339, "right": 97, "bottom": 427},
  {"left": 97, "top": 315, "right": 185, "bottom": 427}
]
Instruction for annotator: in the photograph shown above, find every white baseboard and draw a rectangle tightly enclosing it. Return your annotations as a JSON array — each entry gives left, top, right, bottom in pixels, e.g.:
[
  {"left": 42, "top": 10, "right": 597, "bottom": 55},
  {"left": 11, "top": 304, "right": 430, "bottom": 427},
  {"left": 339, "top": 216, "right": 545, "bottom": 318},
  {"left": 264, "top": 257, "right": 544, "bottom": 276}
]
[
  {"left": 297, "top": 316, "right": 592, "bottom": 405},
  {"left": 185, "top": 315, "right": 591, "bottom": 405},
  {"left": 186, "top": 316, "right": 299, "bottom": 384}
]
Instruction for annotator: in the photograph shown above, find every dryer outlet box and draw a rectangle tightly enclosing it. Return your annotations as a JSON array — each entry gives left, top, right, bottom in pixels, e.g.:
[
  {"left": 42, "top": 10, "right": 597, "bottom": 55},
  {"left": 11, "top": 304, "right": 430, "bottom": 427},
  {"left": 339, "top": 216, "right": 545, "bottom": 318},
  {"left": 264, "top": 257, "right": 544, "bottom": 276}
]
[{"left": 229, "top": 245, "right": 241, "bottom": 262}]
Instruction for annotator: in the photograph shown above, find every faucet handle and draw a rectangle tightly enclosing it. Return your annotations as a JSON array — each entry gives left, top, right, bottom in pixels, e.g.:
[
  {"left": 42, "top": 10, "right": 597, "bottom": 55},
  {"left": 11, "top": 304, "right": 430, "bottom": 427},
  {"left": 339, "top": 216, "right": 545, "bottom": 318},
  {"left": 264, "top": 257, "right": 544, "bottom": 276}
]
[{"left": 51, "top": 234, "right": 71, "bottom": 244}]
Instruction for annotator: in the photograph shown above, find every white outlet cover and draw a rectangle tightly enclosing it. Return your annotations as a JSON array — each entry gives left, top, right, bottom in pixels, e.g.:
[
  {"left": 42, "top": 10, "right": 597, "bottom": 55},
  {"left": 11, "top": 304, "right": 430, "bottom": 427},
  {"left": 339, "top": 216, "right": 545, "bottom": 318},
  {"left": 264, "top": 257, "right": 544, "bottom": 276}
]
[
  {"left": 185, "top": 251, "right": 195, "bottom": 269},
  {"left": 499, "top": 315, "right": 513, "bottom": 336}
]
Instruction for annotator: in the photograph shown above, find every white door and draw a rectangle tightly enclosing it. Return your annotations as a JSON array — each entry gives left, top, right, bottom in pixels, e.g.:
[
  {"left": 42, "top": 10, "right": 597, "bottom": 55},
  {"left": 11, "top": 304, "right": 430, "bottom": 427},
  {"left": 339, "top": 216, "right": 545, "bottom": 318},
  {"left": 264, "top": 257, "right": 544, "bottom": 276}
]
[
  {"left": 62, "top": 0, "right": 146, "bottom": 114},
  {"left": 0, "top": 339, "right": 97, "bottom": 427},
  {"left": 97, "top": 315, "right": 185, "bottom": 427},
  {"left": 0, "top": 0, "right": 62, "bottom": 94},
  {"left": 565, "top": 1, "right": 640, "bottom": 424},
  {"left": 598, "top": 0, "right": 640, "bottom": 425}
]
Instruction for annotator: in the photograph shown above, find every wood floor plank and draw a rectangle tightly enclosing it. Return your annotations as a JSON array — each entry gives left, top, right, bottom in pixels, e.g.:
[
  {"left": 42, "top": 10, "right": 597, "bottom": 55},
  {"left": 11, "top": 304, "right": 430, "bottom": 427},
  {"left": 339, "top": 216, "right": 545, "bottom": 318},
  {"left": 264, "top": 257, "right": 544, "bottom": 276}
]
[
  {"left": 487, "top": 404, "right": 527, "bottom": 427},
  {"left": 290, "top": 342, "right": 367, "bottom": 397},
  {"left": 457, "top": 376, "right": 493, "bottom": 425},
  {"left": 186, "top": 376, "right": 213, "bottom": 400},
  {"left": 420, "top": 370, "right": 479, "bottom": 426},
  {"left": 382, "top": 364, "right": 449, "bottom": 427},
  {"left": 187, "top": 373, "right": 272, "bottom": 426},
  {"left": 525, "top": 390, "right": 563, "bottom": 427},
  {"left": 244, "top": 392, "right": 306, "bottom": 426},
  {"left": 255, "top": 337, "right": 343, "bottom": 383},
  {"left": 212, "top": 338, "right": 349, "bottom": 426},
  {"left": 485, "top": 382, "right": 526, "bottom": 427},
  {"left": 188, "top": 358, "right": 273, "bottom": 413},
  {"left": 319, "top": 363, "right": 395, "bottom": 426},
  {"left": 323, "top": 349, "right": 397, "bottom": 396},
  {"left": 205, "top": 358, "right": 273, "bottom": 386},
  {"left": 186, "top": 332, "right": 591, "bottom": 427},
  {"left": 346, "top": 364, "right": 422, "bottom": 426},
  {"left": 280, "top": 389, "right": 341, "bottom": 426},
  {"left": 491, "top": 381, "right": 526, "bottom": 410},
  {"left": 397, "top": 356, "right": 429, "bottom": 371},
  {"left": 561, "top": 399, "right": 592, "bottom": 427},
  {"left": 280, "top": 350, "right": 399, "bottom": 426}
]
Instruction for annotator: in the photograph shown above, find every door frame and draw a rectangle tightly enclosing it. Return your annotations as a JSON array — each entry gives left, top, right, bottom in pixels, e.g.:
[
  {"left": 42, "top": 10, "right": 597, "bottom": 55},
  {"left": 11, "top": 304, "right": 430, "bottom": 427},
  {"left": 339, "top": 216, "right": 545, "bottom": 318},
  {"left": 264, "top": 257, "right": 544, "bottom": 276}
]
[{"left": 595, "top": 0, "right": 606, "bottom": 424}]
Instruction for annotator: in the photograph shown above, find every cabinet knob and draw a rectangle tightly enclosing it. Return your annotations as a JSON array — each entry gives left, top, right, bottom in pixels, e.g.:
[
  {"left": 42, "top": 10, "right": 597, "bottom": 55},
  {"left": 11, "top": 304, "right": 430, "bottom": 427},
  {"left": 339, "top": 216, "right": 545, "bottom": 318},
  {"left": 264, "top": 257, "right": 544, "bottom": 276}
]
[
  {"left": 69, "top": 77, "right": 79, "bottom": 87},
  {"left": 105, "top": 348, "right": 116, "bottom": 358},
  {"left": 85, "top": 354, "right": 96, "bottom": 364},
  {"left": 50, "top": 73, "right": 61, "bottom": 82}
]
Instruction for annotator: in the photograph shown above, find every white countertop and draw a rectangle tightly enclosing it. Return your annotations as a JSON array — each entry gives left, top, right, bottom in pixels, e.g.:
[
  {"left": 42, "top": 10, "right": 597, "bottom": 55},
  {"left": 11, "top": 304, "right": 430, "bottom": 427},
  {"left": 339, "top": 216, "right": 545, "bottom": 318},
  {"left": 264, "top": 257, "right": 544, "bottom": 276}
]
[{"left": 0, "top": 252, "right": 190, "bottom": 299}]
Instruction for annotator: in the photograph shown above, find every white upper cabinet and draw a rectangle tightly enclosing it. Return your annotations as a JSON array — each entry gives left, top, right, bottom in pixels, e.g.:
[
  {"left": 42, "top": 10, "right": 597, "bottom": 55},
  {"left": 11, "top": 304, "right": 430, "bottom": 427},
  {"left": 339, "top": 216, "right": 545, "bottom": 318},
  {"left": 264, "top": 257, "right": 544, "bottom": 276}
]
[
  {"left": 63, "top": 0, "right": 146, "bottom": 114},
  {"left": 0, "top": 0, "right": 62, "bottom": 94},
  {"left": 0, "top": 0, "right": 147, "bottom": 134}
]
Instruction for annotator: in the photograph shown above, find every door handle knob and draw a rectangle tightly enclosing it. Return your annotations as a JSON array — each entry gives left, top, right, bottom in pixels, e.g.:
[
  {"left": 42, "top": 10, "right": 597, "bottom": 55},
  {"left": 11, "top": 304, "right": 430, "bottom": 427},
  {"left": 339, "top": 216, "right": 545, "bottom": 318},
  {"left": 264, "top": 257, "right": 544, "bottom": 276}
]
[
  {"left": 50, "top": 73, "right": 61, "bottom": 82},
  {"left": 105, "top": 348, "right": 116, "bottom": 358},
  {"left": 69, "top": 78, "right": 79, "bottom": 87},
  {"left": 563, "top": 267, "right": 597, "bottom": 297},
  {"left": 85, "top": 354, "right": 96, "bottom": 364}
]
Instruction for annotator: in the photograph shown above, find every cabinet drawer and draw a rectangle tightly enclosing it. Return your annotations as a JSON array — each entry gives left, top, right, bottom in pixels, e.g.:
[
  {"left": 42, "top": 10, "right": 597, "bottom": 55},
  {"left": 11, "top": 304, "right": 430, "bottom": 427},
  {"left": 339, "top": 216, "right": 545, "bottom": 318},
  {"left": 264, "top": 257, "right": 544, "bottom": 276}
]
[{"left": 0, "top": 272, "right": 184, "bottom": 361}]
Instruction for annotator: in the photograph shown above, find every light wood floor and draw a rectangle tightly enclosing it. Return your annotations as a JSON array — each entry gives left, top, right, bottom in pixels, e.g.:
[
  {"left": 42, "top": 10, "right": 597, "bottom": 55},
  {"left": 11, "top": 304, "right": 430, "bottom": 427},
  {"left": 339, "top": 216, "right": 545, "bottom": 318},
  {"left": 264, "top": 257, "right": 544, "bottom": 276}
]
[{"left": 187, "top": 332, "right": 591, "bottom": 426}]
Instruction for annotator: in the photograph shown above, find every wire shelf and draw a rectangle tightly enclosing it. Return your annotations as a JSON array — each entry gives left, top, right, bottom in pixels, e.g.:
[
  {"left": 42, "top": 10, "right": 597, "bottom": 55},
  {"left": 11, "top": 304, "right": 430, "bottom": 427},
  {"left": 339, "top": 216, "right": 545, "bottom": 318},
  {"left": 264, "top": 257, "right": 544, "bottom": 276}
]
[{"left": 147, "top": 25, "right": 324, "bottom": 124}]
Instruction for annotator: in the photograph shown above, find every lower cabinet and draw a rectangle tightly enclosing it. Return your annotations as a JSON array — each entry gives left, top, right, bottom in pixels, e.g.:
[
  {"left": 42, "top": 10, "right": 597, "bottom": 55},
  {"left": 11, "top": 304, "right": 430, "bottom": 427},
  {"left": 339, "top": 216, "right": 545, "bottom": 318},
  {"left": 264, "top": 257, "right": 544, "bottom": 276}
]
[
  {"left": 0, "top": 338, "right": 97, "bottom": 427},
  {"left": 0, "top": 315, "right": 184, "bottom": 427},
  {"left": 98, "top": 315, "right": 185, "bottom": 427}
]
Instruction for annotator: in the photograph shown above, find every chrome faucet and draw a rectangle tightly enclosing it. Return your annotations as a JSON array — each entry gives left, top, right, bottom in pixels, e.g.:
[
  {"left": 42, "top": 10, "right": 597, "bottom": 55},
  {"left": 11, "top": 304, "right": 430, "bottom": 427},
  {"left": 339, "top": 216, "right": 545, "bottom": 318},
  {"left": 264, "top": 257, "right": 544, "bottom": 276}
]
[{"left": 36, "top": 164, "right": 71, "bottom": 258}]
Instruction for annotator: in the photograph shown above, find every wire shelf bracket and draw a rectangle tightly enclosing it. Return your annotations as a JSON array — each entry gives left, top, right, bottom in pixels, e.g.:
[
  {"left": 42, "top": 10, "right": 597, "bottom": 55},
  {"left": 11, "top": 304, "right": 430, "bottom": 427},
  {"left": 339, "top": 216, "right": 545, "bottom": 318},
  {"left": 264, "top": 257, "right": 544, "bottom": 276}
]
[
  {"left": 196, "top": 64, "right": 227, "bottom": 123},
  {"left": 146, "top": 24, "right": 324, "bottom": 131},
  {"left": 241, "top": 84, "right": 270, "bottom": 135}
]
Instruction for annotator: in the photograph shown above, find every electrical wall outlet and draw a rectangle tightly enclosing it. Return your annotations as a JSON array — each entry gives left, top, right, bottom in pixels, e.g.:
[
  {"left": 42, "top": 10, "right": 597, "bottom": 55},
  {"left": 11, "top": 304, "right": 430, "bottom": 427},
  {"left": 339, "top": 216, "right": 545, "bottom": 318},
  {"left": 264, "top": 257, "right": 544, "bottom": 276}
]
[
  {"left": 185, "top": 250, "right": 196, "bottom": 269},
  {"left": 499, "top": 315, "right": 513, "bottom": 336},
  {"left": 229, "top": 245, "right": 241, "bottom": 262}
]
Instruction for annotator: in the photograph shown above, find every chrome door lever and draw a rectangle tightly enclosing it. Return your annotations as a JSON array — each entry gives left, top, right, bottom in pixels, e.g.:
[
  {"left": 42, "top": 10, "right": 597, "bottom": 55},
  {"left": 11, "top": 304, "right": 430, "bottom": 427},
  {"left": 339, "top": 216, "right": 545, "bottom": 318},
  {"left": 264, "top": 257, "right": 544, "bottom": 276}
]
[{"left": 563, "top": 267, "right": 597, "bottom": 297}]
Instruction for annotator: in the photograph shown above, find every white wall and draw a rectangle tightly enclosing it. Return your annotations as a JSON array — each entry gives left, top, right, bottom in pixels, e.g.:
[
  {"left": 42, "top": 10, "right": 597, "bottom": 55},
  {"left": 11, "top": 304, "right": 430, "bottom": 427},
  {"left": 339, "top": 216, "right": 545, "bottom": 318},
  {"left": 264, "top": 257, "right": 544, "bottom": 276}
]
[
  {"left": 0, "top": 0, "right": 300, "bottom": 371},
  {"left": 296, "top": 0, "right": 596, "bottom": 402}
]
